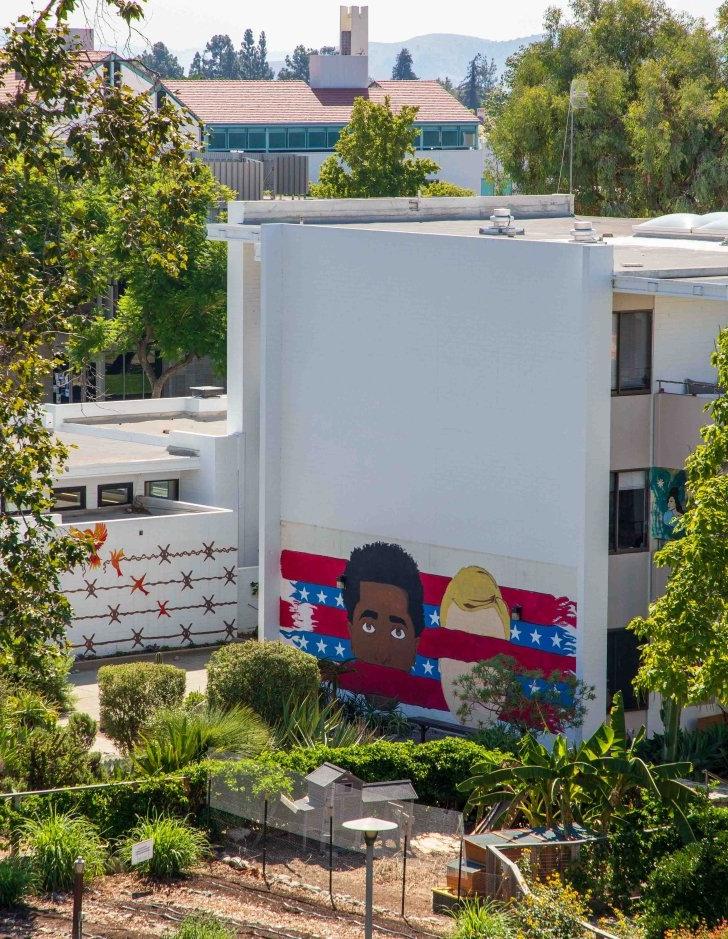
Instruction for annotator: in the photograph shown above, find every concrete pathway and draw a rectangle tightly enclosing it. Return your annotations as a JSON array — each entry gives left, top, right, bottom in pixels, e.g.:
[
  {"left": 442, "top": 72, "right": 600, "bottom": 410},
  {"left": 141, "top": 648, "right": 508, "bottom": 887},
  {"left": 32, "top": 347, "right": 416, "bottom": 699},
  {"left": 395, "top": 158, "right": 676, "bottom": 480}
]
[{"left": 68, "top": 648, "right": 214, "bottom": 756}]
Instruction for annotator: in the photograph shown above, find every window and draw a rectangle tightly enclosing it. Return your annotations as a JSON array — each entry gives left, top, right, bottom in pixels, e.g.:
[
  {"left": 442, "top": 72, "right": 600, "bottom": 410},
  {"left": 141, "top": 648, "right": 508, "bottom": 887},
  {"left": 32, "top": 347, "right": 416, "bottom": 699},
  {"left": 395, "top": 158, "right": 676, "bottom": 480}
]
[
  {"left": 441, "top": 127, "right": 459, "bottom": 147},
  {"left": 208, "top": 129, "right": 227, "bottom": 150},
  {"left": 327, "top": 128, "right": 340, "bottom": 148},
  {"left": 144, "top": 479, "right": 179, "bottom": 500},
  {"left": 461, "top": 127, "right": 477, "bottom": 148},
  {"left": 612, "top": 310, "right": 652, "bottom": 394},
  {"left": 155, "top": 88, "right": 167, "bottom": 110},
  {"left": 248, "top": 129, "right": 266, "bottom": 150},
  {"left": 422, "top": 128, "right": 440, "bottom": 149},
  {"left": 307, "top": 128, "right": 327, "bottom": 149},
  {"left": 607, "top": 628, "right": 643, "bottom": 710},
  {"left": 268, "top": 129, "right": 287, "bottom": 150},
  {"left": 288, "top": 128, "right": 306, "bottom": 149},
  {"left": 228, "top": 129, "right": 247, "bottom": 149},
  {"left": 610, "top": 470, "right": 648, "bottom": 552},
  {"left": 52, "top": 487, "right": 86, "bottom": 512},
  {"left": 98, "top": 483, "right": 133, "bottom": 507}
]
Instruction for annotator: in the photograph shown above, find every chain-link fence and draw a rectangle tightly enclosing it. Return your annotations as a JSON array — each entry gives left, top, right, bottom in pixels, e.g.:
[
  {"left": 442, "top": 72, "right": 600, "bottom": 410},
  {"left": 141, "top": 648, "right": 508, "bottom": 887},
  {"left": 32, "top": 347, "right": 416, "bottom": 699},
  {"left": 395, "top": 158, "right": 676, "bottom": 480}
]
[{"left": 209, "top": 762, "right": 464, "bottom": 923}]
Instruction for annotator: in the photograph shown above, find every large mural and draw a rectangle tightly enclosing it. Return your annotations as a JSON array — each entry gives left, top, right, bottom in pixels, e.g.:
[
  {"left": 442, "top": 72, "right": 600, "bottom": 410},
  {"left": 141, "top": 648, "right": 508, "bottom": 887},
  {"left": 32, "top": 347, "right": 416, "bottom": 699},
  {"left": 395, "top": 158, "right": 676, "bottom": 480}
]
[
  {"left": 279, "top": 543, "right": 577, "bottom": 723},
  {"left": 650, "top": 468, "right": 687, "bottom": 541}
]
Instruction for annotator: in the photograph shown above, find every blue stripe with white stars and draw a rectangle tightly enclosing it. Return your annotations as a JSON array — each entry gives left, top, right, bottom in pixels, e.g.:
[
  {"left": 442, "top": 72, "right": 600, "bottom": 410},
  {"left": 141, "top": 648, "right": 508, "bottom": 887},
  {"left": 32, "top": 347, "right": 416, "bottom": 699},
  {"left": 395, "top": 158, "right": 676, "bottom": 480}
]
[
  {"left": 287, "top": 581, "right": 576, "bottom": 657},
  {"left": 279, "top": 629, "right": 441, "bottom": 680}
]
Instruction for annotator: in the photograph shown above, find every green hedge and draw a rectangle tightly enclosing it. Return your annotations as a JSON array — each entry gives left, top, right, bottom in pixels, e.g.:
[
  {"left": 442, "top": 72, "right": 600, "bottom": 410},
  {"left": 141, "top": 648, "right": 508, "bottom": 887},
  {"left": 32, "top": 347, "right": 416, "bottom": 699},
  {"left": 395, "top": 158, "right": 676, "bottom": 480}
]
[
  {"left": 640, "top": 830, "right": 728, "bottom": 937},
  {"left": 207, "top": 641, "right": 319, "bottom": 727},
  {"left": 98, "top": 662, "right": 186, "bottom": 752},
  {"left": 276, "top": 737, "right": 506, "bottom": 810}
]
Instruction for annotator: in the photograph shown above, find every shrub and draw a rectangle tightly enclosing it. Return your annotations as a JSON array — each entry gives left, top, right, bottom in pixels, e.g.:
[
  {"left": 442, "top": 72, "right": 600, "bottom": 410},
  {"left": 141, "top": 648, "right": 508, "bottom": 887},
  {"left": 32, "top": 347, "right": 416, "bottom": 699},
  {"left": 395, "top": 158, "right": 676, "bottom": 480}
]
[
  {"left": 279, "top": 737, "right": 506, "bottom": 809},
  {"left": 450, "top": 899, "right": 514, "bottom": 938},
  {"left": 183, "top": 691, "right": 207, "bottom": 713},
  {"left": 98, "top": 662, "right": 186, "bottom": 751},
  {"left": 133, "top": 705, "right": 270, "bottom": 773},
  {"left": 207, "top": 641, "right": 319, "bottom": 727},
  {"left": 640, "top": 832, "right": 728, "bottom": 938},
  {"left": 121, "top": 814, "right": 208, "bottom": 878},
  {"left": 17, "top": 725, "right": 97, "bottom": 790},
  {"left": 0, "top": 857, "right": 35, "bottom": 907},
  {"left": 666, "top": 925, "right": 728, "bottom": 939},
  {"left": 169, "top": 913, "right": 236, "bottom": 938},
  {"left": 274, "top": 692, "right": 375, "bottom": 749},
  {"left": 420, "top": 180, "right": 474, "bottom": 197},
  {"left": 511, "top": 875, "right": 587, "bottom": 939},
  {"left": 21, "top": 809, "right": 106, "bottom": 892},
  {"left": 67, "top": 712, "right": 98, "bottom": 749}
]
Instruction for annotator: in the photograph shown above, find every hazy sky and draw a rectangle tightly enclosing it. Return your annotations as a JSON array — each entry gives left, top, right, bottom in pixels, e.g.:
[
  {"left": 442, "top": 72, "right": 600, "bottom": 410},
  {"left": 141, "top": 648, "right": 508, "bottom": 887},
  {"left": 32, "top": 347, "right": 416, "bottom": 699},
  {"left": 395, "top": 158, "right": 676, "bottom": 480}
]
[{"left": 4, "top": 0, "right": 720, "bottom": 53}]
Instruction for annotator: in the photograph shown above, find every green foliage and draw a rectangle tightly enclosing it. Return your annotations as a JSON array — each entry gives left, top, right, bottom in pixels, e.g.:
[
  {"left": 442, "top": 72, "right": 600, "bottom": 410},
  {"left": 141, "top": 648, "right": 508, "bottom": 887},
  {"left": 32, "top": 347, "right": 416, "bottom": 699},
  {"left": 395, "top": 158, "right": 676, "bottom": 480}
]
[
  {"left": 190, "top": 34, "right": 240, "bottom": 79},
  {"left": 168, "top": 913, "right": 235, "bottom": 939},
  {"left": 630, "top": 331, "right": 728, "bottom": 757},
  {"left": 98, "top": 662, "right": 186, "bottom": 752},
  {"left": 281, "top": 736, "right": 506, "bottom": 809},
  {"left": 133, "top": 704, "right": 270, "bottom": 773},
  {"left": 420, "top": 180, "right": 475, "bottom": 196},
  {"left": 640, "top": 832, "right": 728, "bottom": 938},
  {"left": 489, "top": 0, "right": 728, "bottom": 214},
  {"left": 238, "top": 29, "right": 274, "bottom": 80},
  {"left": 471, "top": 723, "right": 522, "bottom": 755},
  {"left": 636, "top": 723, "right": 728, "bottom": 778},
  {"left": 449, "top": 899, "right": 514, "bottom": 938},
  {"left": 67, "top": 712, "right": 98, "bottom": 750},
  {"left": 121, "top": 814, "right": 208, "bottom": 877},
  {"left": 457, "top": 54, "right": 497, "bottom": 111},
  {"left": 392, "top": 48, "right": 417, "bottom": 80},
  {"left": 273, "top": 692, "right": 376, "bottom": 750},
  {"left": 461, "top": 694, "right": 697, "bottom": 835},
  {"left": 17, "top": 725, "right": 98, "bottom": 790},
  {"left": 310, "top": 96, "right": 440, "bottom": 198},
  {"left": 0, "top": 0, "right": 219, "bottom": 699},
  {"left": 0, "top": 857, "right": 35, "bottom": 908},
  {"left": 21, "top": 809, "right": 106, "bottom": 892},
  {"left": 454, "top": 653, "right": 594, "bottom": 734},
  {"left": 510, "top": 875, "right": 587, "bottom": 939},
  {"left": 140, "top": 41, "right": 184, "bottom": 79},
  {"left": 207, "top": 641, "right": 320, "bottom": 727}
]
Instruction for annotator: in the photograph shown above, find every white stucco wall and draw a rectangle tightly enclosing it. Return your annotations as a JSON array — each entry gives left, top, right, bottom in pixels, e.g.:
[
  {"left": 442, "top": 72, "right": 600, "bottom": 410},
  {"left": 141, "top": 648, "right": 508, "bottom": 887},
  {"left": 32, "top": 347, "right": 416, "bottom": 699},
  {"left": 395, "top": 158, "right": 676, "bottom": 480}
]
[
  {"left": 259, "top": 224, "right": 613, "bottom": 734},
  {"left": 652, "top": 296, "right": 728, "bottom": 389},
  {"left": 59, "top": 504, "right": 239, "bottom": 657},
  {"left": 301, "top": 148, "right": 485, "bottom": 193}
]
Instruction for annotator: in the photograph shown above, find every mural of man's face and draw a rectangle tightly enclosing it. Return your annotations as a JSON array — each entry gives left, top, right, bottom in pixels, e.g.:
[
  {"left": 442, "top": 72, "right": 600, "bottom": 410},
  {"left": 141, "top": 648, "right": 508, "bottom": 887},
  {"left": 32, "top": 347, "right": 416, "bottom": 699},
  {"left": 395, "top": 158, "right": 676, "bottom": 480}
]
[{"left": 349, "top": 581, "right": 418, "bottom": 672}]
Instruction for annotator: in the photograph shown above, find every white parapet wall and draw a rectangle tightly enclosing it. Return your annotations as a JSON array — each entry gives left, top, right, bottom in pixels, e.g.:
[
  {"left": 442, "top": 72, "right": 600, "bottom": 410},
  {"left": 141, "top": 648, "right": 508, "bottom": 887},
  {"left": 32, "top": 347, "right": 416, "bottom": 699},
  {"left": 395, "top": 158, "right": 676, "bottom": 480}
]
[
  {"left": 59, "top": 501, "right": 240, "bottom": 657},
  {"left": 227, "top": 193, "right": 574, "bottom": 226}
]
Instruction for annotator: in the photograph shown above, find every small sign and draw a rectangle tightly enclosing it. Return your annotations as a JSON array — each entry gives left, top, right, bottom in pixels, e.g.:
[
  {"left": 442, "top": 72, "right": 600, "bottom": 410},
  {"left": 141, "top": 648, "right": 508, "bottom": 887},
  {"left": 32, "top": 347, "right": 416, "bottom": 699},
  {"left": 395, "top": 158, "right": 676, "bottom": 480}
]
[{"left": 131, "top": 838, "right": 154, "bottom": 866}]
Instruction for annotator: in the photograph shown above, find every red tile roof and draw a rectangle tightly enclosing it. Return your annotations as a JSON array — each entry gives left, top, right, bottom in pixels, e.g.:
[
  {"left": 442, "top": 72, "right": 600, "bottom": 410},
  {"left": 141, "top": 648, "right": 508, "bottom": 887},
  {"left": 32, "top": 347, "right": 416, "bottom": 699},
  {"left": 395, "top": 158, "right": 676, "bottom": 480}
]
[
  {"left": 164, "top": 79, "right": 475, "bottom": 126},
  {"left": 0, "top": 49, "right": 114, "bottom": 102}
]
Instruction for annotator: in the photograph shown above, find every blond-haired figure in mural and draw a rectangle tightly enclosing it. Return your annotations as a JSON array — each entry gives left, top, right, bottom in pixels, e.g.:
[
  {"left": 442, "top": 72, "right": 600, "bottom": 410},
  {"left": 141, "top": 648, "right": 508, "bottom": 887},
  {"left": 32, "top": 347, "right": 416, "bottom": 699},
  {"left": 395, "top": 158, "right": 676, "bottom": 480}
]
[{"left": 438, "top": 566, "right": 510, "bottom": 725}]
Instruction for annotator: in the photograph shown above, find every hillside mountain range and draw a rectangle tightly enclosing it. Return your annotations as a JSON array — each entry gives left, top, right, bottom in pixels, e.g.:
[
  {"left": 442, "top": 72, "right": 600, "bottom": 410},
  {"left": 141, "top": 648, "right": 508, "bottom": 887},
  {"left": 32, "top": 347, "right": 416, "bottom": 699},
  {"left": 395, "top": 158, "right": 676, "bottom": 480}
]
[{"left": 169, "top": 32, "right": 540, "bottom": 81}]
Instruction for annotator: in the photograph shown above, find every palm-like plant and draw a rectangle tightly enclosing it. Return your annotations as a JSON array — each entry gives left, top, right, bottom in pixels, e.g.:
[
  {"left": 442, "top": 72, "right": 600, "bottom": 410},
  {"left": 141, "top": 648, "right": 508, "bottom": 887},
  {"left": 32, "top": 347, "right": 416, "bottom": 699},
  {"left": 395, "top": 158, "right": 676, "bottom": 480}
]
[
  {"left": 461, "top": 694, "right": 698, "bottom": 838},
  {"left": 273, "top": 692, "right": 377, "bottom": 749},
  {"left": 133, "top": 705, "right": 270, "bottom": 774}
]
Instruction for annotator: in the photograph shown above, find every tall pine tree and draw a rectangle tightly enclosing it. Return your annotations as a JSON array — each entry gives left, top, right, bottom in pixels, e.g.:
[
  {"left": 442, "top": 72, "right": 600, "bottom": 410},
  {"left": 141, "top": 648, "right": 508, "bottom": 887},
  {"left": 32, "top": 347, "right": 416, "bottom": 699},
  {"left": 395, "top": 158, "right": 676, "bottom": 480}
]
[
  {"left": 140, "top": 41, "right": 184, "bottom": 79},
  {"left": 192, "top": 35, "right": 240, "bottom": 79},
  {"left": 239, "top": 29, "right": 274, "bottom": 80},
  {"left": 277, "top": 45, "right": 336, "bottom": 82},
  {"left": 392, "top": 47, "right": 417, "bottom": 80},
  {"left": 457, "top": 53, "right": 497, "bottom": 110}
]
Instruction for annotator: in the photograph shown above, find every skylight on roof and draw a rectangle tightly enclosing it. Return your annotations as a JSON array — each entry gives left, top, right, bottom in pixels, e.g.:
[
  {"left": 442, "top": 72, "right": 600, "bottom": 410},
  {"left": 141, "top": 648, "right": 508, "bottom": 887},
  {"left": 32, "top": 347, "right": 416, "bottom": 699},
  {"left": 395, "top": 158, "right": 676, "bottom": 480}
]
[{"left": 633, "top": 212, "right": 728, "bottom": 241}]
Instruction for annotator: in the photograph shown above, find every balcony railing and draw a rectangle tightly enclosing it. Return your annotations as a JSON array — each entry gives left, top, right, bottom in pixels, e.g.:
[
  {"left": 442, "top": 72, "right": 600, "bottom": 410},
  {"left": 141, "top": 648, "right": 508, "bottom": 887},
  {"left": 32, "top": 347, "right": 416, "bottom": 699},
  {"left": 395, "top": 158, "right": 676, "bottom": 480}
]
[{"left": 656, "top": 378, "right": 720, "bottom": 396}]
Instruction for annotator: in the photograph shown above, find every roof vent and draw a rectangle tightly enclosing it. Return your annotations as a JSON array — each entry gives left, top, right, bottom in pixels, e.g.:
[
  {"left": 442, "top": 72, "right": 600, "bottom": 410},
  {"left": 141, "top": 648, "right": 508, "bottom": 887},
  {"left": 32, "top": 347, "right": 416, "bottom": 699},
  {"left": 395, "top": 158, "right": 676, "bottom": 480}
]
[
  {"left": 570, "top": 219, "right": 601, "bottom": 243},
  {"left": 479, "top": 207, "right": 524, "bottom": 237}
]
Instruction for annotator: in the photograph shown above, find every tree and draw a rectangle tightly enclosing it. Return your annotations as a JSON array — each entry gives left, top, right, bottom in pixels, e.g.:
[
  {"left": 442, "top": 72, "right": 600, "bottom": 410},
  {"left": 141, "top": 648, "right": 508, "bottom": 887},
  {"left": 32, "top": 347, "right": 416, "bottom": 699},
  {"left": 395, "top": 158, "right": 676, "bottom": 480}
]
[
  {"left": 239, "top": 29, "right": 274, "bottom": 80},
  {"left": 277, "top": 45, "right": 337, "bottom": 83},
  {"left": 192, "top": 34, "right": 240, "bottom": 79},
  {"left": 630, "top": 330, "right": 728, "bottom": 759},
  {"left": 488, "top": 0, "right": 728, "bottom": 215},
  {"left": 139, "top": 41, "right": 184, "bottom": 79},
  {"left": 68, "top": 166, "right": 229, "bottom": 399},
  {"left": 457, "top": 53, "right": 497, "bottom": 111},
  {"left": 392, "top": 47, "right": 417, "bottom": 80},
  {"left": 0, "top": 3, "right": 216, "bottom": 693},
  {"left": 437, "top": 76, "right": 457, "bottom": 96},
  {"left": 310, "top": 96, "right": 440, "bottom": 198}
]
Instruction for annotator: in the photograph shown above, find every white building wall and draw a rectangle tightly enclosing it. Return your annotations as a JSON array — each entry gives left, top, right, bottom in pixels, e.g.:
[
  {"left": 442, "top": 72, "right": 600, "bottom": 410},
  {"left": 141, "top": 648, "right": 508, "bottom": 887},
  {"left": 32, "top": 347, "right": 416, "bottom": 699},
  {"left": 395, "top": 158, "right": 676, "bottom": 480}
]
[
  {"left": 652, "top": 296, "right": 728, "bottom": 389},
  {"left": 302, "top": 148, "right": 485, "bottom": 193},
  {"left": 259, "top": 224, "right": 613, "bottom": 734},
  {"left": 59, "top": 504, "right": 239, "bottom": 657}
]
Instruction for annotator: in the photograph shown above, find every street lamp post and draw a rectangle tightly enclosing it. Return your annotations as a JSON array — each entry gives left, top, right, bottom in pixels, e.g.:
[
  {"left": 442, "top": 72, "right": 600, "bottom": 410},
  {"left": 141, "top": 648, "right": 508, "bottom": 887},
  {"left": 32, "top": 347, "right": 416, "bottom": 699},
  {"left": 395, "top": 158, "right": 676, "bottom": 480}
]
[
  {"left": 71, "top": 857, "right": 85, "bottom": 939},
  {"left": 342, "top": 817, "right": 398, "bottom": 939}
]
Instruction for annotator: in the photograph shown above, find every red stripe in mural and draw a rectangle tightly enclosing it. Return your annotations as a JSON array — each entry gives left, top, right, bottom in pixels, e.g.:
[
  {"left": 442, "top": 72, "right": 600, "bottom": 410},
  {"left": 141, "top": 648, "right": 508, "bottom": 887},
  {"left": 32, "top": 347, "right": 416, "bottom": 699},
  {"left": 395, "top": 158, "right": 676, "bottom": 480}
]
[
  {"left": 279, "top": 600, "right": 575, "bottom": 674},
  {"left": 281, "top": 549, "right": 576, "bottom": 628},
  {"left": 338, "top": 660, "right": 449, "bottom": 711}
]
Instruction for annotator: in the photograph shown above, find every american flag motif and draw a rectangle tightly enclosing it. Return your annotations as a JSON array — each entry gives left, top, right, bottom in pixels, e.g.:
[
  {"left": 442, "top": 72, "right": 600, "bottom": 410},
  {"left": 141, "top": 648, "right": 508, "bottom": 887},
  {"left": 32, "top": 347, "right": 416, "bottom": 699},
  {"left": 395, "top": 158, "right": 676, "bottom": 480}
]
[{"left": 279, "top": 549, "right": 577, "bottom": 715}]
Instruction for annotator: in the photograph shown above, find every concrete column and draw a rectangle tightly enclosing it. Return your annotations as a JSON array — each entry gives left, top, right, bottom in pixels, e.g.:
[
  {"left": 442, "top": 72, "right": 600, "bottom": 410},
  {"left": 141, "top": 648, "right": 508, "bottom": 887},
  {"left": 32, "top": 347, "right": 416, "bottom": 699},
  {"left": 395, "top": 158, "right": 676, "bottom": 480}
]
[{"left": 227, "top": 241, "right": 245, "bottom": 435}]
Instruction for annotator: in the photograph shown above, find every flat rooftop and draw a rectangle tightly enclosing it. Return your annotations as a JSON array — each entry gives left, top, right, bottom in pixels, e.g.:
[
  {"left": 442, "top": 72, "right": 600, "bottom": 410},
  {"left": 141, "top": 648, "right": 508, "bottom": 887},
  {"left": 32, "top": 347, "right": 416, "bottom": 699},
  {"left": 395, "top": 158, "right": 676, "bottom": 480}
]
[
  {"left": 58, "top": 431, "right": 201, "bottom": 475},
  {"left": 57, "top": 499, "right": 223, "bottom": 525},
  {"left": 64, "top": 414, "right": 228, "bottom": 438}
]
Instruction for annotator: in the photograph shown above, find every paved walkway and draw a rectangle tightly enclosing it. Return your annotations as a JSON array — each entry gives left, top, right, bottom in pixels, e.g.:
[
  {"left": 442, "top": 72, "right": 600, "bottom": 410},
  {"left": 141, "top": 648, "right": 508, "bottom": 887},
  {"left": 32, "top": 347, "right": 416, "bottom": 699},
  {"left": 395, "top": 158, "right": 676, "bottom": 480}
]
[{"left": 68, "top": 648, "right": 214, "bottom": 756}]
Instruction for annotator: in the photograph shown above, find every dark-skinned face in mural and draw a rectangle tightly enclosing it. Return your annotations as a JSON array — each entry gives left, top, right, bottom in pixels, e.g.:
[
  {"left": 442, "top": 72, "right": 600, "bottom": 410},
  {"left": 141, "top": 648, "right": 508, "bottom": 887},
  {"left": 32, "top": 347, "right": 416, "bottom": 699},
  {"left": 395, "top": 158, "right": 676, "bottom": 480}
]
[{"left": 349, "top": 581, "right": 419, "bottom": 672}]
